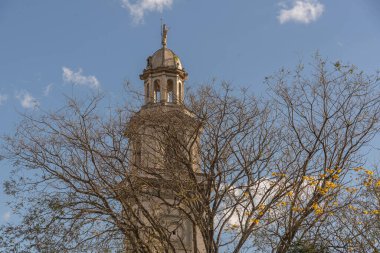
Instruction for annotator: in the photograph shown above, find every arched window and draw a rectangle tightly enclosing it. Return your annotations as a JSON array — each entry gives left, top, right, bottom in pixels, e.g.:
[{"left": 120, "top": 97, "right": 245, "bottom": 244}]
[
  {"left": 167, "top": 79, "right": 174, "bottom": 103},
  {"left": 178, "top": 82, "right": 182, "bottom": 103},
  {"left": 154, "top": 80, "right": 161, "bottom": 103}
]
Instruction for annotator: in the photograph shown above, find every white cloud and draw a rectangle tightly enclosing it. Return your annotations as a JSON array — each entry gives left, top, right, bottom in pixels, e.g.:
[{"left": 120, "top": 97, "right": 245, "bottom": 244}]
[
  {"left": 2, "top": 211, "right": 11, "bottom": 222},
  {"left": 43, "top": 83, "right": 53, "bottom": 96},
  {"left": 16, "top": 91, "right": 40, "bottom": 109},
  {"left": 278, "top": 0, "right": 324, "bottom": 24},
  {"left": 222, "top": 178, "right": 318, "bottom": 229},
  {"left": 62, "top": 67, "right": 100, "bottom": 90},
  {"left": 121, "top": 0, "right": 173, "bottom": 23},
  {"left": 0, "top": 93, "right": 8, "bottom": 105}
]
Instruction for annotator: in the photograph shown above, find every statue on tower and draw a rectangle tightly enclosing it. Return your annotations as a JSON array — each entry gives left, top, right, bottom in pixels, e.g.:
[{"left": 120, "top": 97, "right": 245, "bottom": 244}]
[{"left": 162, "top": 24, "right": 168, "bottom": 47}]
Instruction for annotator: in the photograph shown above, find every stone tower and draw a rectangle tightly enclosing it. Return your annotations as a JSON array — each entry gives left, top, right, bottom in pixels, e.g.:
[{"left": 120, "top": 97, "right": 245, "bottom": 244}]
[{"left": 126, "top": 25, "right": 205, "bottom": 253}]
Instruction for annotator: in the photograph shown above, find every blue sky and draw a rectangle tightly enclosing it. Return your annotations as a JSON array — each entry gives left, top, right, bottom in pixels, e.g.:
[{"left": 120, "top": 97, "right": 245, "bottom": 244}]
[{"left": 1, "top": 0, "right": 380, "bottom": 224}]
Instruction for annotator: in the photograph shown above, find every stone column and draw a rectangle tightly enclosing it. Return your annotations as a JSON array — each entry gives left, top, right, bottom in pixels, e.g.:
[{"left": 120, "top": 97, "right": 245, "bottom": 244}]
[
  {"left": 144, "top": 81, "right": 149, "bottom": 104},
  {"left": 160, "top": 75, "right": 167, "bottom": 103},
  {"left": 149, "top": 77, "right": 154, "bottom": 103},
  {"left": 173, "top": 75, "right": 179, "bottom": 104},
  {"left": 178, "top": 80, "right": 183, "bottom": 104}
]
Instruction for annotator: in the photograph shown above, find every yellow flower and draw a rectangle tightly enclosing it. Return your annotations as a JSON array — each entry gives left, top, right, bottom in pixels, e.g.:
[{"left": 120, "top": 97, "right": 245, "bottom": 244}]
[
  {"left": 365, "top": 170, "right": 374, "bottom": 176},
  {"left": 292, "top": 206, "right": 302, "bottom": 212},
  {"left": 250, "top": 219, "right": 260, "bottom": 225},
  {"left": 286, "top": 191, "right": 294, "bottom": 197},
  {"left": 312, "top": 203, "right": 323, "bottom": 215},
  {"left": 372, "top": 210, "right": 380, "bottom": 215},
  {"left": 317, "top": 186, "right": 328, "bottom": 195},
  {"left": 332, "top": 174, "right": 339, "bottom": 180},
  {"left": 319, "top": 173, "right": 326, "bottom": 179},
  {"left": 375, "top": 180, "right": 380, "bottom": 188},
  {"left": 364, "top": 178, "right": 373, "bottom": 187},
  {"left": 310, "top": 181, "right": 318, "bottom": 186},
  {"left": 363, "top": 210, "right": 369, "bottom": 215},
  {"left": 325, "top": 181, "right": 337, "bottom": 189},
  {"left": 353, "top": 167, "right": 363, "bottom": 172},
  {"left": 303, "top": 176, "right": 313, "bottom": 181},
  {"left": 326, "top": 169, "right": 335, "bottom": 174},
  {"left": 348, "top": 205, "right": 357, "bottom": 211}
]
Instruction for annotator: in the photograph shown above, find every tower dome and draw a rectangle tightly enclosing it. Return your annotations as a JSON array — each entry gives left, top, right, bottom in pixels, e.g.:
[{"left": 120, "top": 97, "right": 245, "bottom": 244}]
[{"left": 148, "top": 47, "right": 183, "bottom": 70}]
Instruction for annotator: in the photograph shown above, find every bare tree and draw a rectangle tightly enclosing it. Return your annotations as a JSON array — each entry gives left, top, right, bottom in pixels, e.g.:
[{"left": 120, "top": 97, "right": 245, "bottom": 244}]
[{"left": 1, "top": 56, "right": 380, "bottom": 252}]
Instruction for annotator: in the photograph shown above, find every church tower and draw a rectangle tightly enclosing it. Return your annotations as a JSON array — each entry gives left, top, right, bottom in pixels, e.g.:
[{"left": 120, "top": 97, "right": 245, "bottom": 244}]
[{"left": 126, "top": 25, "right": 205, "bottom": 253}]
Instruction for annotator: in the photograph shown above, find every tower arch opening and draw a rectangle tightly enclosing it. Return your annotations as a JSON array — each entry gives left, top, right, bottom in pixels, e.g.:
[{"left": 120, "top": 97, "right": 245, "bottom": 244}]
[
  {"left": 154, "top": 80, "right": 161, "bottom": 103},
  {"left": 167, "top": 79, "right": 174, "bottom": 103}
]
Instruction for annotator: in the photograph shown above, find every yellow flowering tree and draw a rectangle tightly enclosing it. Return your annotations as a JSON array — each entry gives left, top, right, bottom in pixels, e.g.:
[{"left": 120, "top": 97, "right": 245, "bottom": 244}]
[{"left": 318, "top": 167, "right": 380, "bottom": 252}]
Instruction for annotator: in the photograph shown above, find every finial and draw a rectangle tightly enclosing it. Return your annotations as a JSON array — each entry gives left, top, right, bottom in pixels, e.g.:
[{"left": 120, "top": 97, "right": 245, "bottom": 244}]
[{"left": 161, "top": 23, "right": 168, "bottom": 48}]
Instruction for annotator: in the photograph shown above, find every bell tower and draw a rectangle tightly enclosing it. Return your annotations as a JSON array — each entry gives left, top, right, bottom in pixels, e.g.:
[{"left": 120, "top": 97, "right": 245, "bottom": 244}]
[
  {"left": 140, "top": 24, "right": 188, "bottom": 106},
  {"left": 126, "top": 25, "right": 205, "bottom": 253}
]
